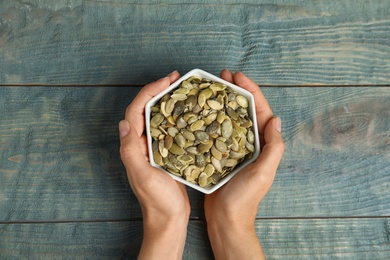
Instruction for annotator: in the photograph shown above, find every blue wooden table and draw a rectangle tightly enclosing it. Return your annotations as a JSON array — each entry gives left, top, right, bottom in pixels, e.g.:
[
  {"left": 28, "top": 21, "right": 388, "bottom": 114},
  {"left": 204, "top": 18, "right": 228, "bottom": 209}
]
[{"left": 1, "top": 1, "right": 389, "bottom": 259}]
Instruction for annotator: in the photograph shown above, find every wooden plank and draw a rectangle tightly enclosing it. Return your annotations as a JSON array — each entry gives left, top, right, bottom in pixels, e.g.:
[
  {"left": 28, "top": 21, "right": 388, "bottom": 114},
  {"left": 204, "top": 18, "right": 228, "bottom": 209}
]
[
  {"left": 1, "top": 1, "right": 389, "bottom": 85},
  {"left": 0, "top": 218, "right": 389, "bottom": 259},
  {"left": 258, "top": 218, "right": 390, "bottom": 259},
  {"left": 0, "top": 86, "right": 388, "bottom": 221},
  {"left": 263, "top": 86, "right": 390, "bottom": 217}
]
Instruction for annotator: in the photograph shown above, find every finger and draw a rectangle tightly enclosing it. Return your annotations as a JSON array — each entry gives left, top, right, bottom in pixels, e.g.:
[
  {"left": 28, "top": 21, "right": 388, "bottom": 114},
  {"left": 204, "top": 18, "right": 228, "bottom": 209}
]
[
  {"left": 131, "top": 71, "right": 180, "bottom": 112},
  {"left": 233, "top": 72, "right": 274, "bottom": 142},
  {"left": 125, "top": 77, "right": 170, "bottom": 136},
  {"left": 220, "top": 69, "right": 234, "bottom": 83},
  {"left": 125, "top": 71, "right": 180, "bottom": 137},
  {"left": 167, "top": 70, "right": 180, "bottom": 83},
  {"left": 119, "top": 120, "right": 150, "bottom": 176},
  {"left": 250, "top": 117, "right": 284, "bottom": 188}
]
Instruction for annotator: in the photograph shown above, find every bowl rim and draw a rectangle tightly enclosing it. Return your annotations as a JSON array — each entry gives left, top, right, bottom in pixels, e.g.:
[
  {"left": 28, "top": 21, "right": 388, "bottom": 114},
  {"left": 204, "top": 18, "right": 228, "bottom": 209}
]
[{"left": 145, "top": 68, "right": 260, "bottom": 194}]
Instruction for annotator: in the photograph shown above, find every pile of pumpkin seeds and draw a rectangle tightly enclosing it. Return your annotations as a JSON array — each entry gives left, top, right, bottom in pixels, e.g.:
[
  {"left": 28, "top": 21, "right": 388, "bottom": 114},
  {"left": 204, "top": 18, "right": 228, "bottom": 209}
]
[{"left": 149, "top": 76, "right": 256, "bottom": 188}]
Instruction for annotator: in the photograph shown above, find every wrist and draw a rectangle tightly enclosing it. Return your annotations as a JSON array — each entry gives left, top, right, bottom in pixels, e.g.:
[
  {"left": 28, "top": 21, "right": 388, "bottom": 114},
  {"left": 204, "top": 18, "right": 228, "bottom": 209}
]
[
  {"left": 206, "top": 215, "right": 264, "bottom": 260},
  {"left": 144, "top": 212, "right": 189, "bottom": 235},
  {"left": 139, "top": 213, "right": 189, "bottom": 260}
]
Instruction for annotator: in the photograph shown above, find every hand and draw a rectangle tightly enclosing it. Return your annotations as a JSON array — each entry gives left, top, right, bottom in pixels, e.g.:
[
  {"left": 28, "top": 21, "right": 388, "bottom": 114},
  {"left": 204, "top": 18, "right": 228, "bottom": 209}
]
[
  {"left": 119, "top": 71, "right": 190, "bottom": 260},
  {"left": 204, "top": 70, "right": 285, "bottom": 259}
]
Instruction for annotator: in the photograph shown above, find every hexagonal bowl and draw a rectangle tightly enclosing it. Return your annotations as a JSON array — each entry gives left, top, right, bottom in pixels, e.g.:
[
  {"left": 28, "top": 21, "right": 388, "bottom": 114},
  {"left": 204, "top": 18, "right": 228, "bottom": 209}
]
[{"left": 145, "top": 69, "right": 260, "bottom": 194}]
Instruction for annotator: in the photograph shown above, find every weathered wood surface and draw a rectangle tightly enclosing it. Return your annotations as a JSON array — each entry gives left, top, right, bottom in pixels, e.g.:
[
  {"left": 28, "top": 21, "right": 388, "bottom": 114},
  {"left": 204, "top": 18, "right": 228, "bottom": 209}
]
[
  {"left": 1, "top": 0, "right": 389, "bottom": 258},
  {"left": 1, "top": 219, "right": 389, "bottom": 259},
  {"left": 1, "top": 0, "right": 390, "bottom": 85},
  {"left": 1, "top": 86, "right": 389, "bottom": 221}
]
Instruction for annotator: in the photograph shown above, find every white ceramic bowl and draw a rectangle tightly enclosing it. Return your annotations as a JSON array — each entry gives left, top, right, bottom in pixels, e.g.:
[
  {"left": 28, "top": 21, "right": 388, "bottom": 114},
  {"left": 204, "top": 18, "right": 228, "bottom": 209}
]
[{"left": 145, "top": 69, "right": 260, "bottom": 194}]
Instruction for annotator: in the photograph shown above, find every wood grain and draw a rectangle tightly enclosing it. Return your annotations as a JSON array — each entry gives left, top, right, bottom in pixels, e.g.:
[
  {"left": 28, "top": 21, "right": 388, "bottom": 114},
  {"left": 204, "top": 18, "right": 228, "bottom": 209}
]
[
  {"left": 1, "top": 1, "right": 389, "bottom": 85},
  {"left": 1, "top": 1, "right": 388, "bottom": 258},
  {"left": 0, "top": 86, "right": 388, "bottom": 221},
  {"left": 0, "top": 218, "right": 389, "bottom": 259}
]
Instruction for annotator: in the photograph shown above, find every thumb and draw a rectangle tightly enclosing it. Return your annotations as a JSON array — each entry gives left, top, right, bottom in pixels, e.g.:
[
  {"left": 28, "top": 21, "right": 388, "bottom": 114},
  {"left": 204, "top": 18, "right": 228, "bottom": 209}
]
[
  {"left": 229, "top": 117, "right": 284, "bottom": 201},
  {"left": 256, "top": 117, "right": 285, "bottom": 174},
  {"left": 119, "top": 120, "right": 148, "bottom": 172}
]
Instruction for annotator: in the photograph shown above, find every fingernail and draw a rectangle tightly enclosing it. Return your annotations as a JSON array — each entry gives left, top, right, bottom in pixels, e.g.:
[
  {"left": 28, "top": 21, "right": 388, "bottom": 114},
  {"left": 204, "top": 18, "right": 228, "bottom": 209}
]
[
  {"left": 119, "top": 120, "right": 130, "bottom": 138},
  {"left": 167, "top": 70, "right": 178, "bottom": 77},
  {"left": 275, "top": 117, "right": 282, "bottom": 133}
]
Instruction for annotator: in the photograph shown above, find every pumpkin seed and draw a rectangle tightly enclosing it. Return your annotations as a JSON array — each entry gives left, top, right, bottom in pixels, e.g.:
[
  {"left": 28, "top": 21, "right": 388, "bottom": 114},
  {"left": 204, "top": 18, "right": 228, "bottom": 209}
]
[
  {"left": 153, "top": 151, "right": 164, "bottom": 166},
  {"left": 176, "top": 116, "right": 187, "bottom": 128},
  {"left": 205, "top": 120, "right": 220, "bottom": 135},
  {"left": 211, "top": 156, "right": 223, "bottom": 173},
  {"left": 225, "top": 158, "right": 238, "bottom": 168},
  {"left": 236, "top": 95, "right": 249, "bottom": 108},
  {"left": 182, "top": 129, "right": 196, "bottom": 141},
  {"left": 207, "top": 100, "right": 224, "bottom": 110},
  {"left": 159, "top": 140, "right": 169, "bottom": 158},
  {"left": 169, "top": 143, "right": 186, "bottom": 155},
  {"left": 217, "top": 111, "right": 226, "bottom": 124},
  {"left": 198, "top": 172, "right": 208, "bottom": 187},
  {"left": 210, "top": 83, "right": 226, "bottom": 91},
  {"left": 206, "top": 112, "right": 217, "bottom": 122},
  {"left": 186, "top": 95, "right": 197, "bottom": 109},
  {"left": 237, "top": 107, "right": 248, "bottom": 117},
  {"left": 195, "top": 154, "right": 205, "bottom": 168},
  {"left": 167, "top": 127, "right": 179, "bottom": 137},
  {"left": 151, "top": 106, "right": 160, "bottom": 113},
  {"left": 245, "top": 141, "right": 255, "bottom": 153},
  {"left": 150, "top": 127, "right": 162, "bottom": 139},
  {"left": 177, "top": 154, "right": 194, "bottom": 165},
  {"left": 247, "top": 130, "right": 255, "bottom": 144},
  {"left": 240, "top": 118, "right": 252, "bottom": 128},
  {"left": 211, "top": 145, "right": 222, "bottom": 160},
  {"left": 230, "top": 137, "right": 240, "bottom": 152},
  {"left": 168, "top": 153, "right": 179, "bottom": 165},
  {"left": 228, "top": 92, "right": 236, "bottom": 101},
  {"left": 160, "top": 101, "right": 169, "bottom": 117},
  {"left": 198, "top": 88, "right": 212, "bottom": 108},
  {"left": 227, "top": 101, "right": 238, "bottom": 110},
  {"left": 174, "top": 133, "right": 186, "bottom": 148},
  {"left": 215, "top": 138, "right": 228, "bottom": 153},
  {"left": 190, "top": 168, "right": 202, "bottom": 180},
  {"left": 186, "top": 146, "right": 198, "bottom": 155},
  {"left": 190, "top": 120, "right": 205, "bottom": 131},
  {"left": 171, "top": 93, "right": 188, "bottom": 101},
  {"left": 184, "top": 113, "right": 197, "bottom": 125},
  {"left": 229, "top": 150, "right": 245, "bottom": 159},
  {"left": 166, "top": 116, "right": 175, "bottom": 126},
  {"left": 194, "top": 131, "right": 209, "bottom": 143},
  {"left": 188, "top": 88, "right": 199, "bottom": 96},
  {"left": 150, "top": 113, "right": 164, "bottom": 128},
  {"left": 204, "top": 164, "right": 215, "bottom": 177},
  {"left": 174, "top": 87, "right": 190, "bottom": 95},
  {"left": 173, "top": 101, "right": 185, "bottom": 116},
  {"left": 221, "top": 119, "right": 233, "bottom": 139},
  {"left": 226, "top": 107, "right": 238, "bottom": 121},
  {"left": 152, "top": 139, "right": 159, "bottom": 152},
  {"left": 181, "top": 80, "right": 193, "bottom": 89},
  {"left": 198, "top": 140, "right": 213, "bottom": 154},
  {"left": 210, "top": 173, "right": 221, "bottom": 184},
  {"left": 165, "top": 98, "right": 175, "bottom": 114},
  {"left": 164, "top": 135, "right": 173, "bottom": 150},
  {"left": 199, "top": 83, "right": 211, "bottom": 89},
  {"left": 192, "top": 104, "right": 202, "bottom": 113}
]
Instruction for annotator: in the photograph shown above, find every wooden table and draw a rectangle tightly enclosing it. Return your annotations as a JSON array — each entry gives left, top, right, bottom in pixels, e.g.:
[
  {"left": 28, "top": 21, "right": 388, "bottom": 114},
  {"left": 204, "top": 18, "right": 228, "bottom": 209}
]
[{"left": 1, "top": 1, "right": 389, "bottom": 259}]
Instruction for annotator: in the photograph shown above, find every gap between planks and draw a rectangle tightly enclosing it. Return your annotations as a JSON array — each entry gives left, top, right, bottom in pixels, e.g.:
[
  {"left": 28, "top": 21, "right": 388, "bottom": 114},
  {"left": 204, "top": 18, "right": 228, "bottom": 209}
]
[
  {"left": 1, "top": 216, "right": 390, "bottom": 225},
  {"left": 0, "top": 84, "right": 390, "bottom": 88}
]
